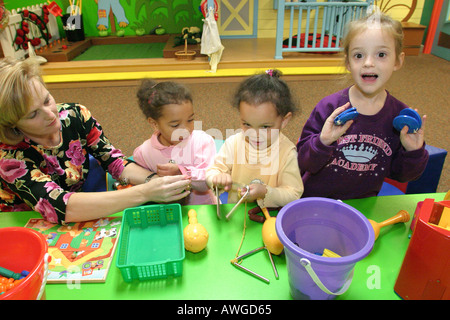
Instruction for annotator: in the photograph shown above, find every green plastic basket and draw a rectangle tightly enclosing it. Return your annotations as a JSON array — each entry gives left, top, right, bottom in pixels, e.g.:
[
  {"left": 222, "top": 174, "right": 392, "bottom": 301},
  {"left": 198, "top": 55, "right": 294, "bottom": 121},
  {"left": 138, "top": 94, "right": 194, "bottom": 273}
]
[{"left": 116, "top": 203, "right": 185, "bottom": 282}]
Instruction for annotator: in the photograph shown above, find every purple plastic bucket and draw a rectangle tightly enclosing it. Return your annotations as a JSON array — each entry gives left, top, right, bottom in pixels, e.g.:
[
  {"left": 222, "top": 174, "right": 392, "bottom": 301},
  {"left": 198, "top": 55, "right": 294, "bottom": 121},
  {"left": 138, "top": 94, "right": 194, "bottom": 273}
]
[{"left": 275, "top": 198, "right": 374, "bottom": 300}]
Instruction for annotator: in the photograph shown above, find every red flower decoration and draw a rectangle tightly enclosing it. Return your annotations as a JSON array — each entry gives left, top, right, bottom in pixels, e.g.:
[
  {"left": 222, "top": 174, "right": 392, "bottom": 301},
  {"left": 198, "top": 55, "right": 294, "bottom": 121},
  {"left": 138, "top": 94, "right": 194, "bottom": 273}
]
[{"left": 13, "top": 8, "right": 50, "bottom": 51}]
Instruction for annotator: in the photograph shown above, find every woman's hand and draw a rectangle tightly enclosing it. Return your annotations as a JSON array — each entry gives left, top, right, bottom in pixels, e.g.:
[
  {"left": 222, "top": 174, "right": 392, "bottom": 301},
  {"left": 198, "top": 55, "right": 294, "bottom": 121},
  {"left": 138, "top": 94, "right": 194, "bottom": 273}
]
[
  {"left": 320, "top": 102, "right": 354, "bottom": 146},
  {"left": 400, "top": 111, "right": 426, "bottom": 152},
  {"left": 65, "top": 174, "right": 191, "bottom": 222},
  {"left": 211, "top": 173, "right": 233, "bottom": 191},
  {"left": 142, "top": 175, "right": 191, "bottom": 203}
]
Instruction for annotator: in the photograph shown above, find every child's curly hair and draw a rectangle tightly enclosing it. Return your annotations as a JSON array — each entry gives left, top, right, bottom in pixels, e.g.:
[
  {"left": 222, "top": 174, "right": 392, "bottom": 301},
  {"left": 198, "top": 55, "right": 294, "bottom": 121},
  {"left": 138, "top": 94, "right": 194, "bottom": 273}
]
[
  {"left": 232, "top": 69, "right": 298, "bottom": 116},
  {"left": 137, "top": 79, "right": 193, "bottom": 120}
]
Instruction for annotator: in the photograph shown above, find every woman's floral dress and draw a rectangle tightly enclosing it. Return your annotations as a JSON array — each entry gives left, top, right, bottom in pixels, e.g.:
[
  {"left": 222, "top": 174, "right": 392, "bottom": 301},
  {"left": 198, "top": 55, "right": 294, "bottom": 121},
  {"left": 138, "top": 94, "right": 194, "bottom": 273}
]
[{"left": 0, "top": 103, "right": 128, "bottom": 224}]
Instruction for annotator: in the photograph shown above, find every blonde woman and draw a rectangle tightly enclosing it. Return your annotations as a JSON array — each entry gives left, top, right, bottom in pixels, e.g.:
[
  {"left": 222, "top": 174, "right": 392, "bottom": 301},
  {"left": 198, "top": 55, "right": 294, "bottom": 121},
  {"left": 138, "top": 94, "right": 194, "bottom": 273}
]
[{"left": 0, "top": 57, "right": 190, "bottom": 224}]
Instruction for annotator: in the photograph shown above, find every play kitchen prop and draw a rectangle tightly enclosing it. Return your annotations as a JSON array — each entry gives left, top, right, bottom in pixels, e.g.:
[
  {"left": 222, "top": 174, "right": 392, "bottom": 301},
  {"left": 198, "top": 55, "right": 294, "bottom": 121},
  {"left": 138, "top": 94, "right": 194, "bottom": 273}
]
[
  {"left": 275, "top": 198, "right": 374, "bottom": 300},
  {"left": 0, "top": 227, "right": 50, "bottom": 300},
  {"left": 368, "top": 210, "right": 410, "bottom": 240},
  {"left": 395, "top": 198, "right": 450, "bottom": 300},
  {"left": 116, "top": 204, "right": 185, "bottom": 282},
  {"left": 183, "top": 209, "right": 209, "bottom": 253}
]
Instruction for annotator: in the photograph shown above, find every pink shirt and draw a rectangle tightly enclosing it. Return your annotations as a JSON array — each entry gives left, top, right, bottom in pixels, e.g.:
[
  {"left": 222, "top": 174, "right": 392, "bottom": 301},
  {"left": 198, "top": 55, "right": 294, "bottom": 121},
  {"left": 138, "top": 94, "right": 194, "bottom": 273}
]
[{"left": 133, "top": 130, "right": 217, "bottom": 205}]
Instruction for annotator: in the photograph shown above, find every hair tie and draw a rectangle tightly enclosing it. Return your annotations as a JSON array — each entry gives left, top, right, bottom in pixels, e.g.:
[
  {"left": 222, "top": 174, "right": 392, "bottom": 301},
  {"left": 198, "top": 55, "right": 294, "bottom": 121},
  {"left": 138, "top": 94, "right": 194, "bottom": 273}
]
[
  {"left": 265, "top": 69, "right": 274, "bottom": 77},
  {"left": 148, "top": 91, "right": 156, "bottom": 105}
]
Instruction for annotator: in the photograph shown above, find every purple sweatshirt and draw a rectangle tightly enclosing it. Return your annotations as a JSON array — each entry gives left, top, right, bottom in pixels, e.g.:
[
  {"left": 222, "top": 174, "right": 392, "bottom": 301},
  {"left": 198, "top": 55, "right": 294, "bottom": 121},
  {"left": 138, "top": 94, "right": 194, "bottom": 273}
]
[{"left": 297, "top": 87, "right": 429, "bottom": 199}]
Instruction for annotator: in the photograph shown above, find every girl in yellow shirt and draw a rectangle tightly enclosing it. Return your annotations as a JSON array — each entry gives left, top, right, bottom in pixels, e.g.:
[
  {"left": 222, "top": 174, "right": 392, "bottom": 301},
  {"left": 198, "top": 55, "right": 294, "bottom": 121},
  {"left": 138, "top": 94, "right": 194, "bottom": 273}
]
[{"left": 206, "top": 70, "right": 304, "bottom": 208}]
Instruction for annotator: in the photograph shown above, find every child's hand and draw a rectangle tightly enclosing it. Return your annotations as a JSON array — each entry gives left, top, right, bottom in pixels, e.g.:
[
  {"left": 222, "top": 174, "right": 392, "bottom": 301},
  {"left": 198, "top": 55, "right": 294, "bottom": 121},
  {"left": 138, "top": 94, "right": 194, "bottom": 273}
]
[
  {"left": 400, "top": 111, "right": 426, "bottom": 151},
  {"left": 242, "top": 183, "right": 267, "bottom": 202},
  {"left": 156, "top": 163, "right": 182, "bottom": 176},
  {"left": 211, "top": 173, "right": 233, "bottom": 191},
  {"left": 320, "top": 102, "right": 354, "bottom": 146}
]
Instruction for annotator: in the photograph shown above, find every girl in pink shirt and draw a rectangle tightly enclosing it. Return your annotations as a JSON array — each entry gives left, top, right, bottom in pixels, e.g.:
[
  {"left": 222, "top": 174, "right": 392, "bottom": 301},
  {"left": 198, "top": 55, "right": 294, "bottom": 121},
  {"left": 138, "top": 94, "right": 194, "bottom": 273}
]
[{"left": 133, "top": 79, "right": 217, "bottom": 205}]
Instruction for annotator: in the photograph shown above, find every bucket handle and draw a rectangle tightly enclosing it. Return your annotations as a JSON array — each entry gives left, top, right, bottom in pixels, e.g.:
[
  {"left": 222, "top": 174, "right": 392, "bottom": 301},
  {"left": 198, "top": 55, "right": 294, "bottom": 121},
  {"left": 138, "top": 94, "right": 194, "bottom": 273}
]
[
  {"left": 299, "top": 258, "right": 353, "bottom": 296},
  {"left": 37, "top": 253, "right": 51, "bottom": 300}
]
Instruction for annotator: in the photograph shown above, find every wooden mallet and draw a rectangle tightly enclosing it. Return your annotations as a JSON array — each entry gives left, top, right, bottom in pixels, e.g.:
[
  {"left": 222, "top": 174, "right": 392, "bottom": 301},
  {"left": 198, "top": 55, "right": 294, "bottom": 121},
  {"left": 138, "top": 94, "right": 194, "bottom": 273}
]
[
  {"left": 261, "top": 207, "right": 283, "bottom": 255},
  {"left": 369, "top": 210, "right": 410, "bottom": 240}
]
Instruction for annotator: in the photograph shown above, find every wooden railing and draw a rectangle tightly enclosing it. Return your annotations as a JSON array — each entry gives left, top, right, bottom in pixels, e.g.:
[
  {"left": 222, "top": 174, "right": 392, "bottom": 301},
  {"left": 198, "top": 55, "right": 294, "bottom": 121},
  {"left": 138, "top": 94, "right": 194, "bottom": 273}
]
[{"left": 274, "top": 1, "right": 373, "bottom": 59}]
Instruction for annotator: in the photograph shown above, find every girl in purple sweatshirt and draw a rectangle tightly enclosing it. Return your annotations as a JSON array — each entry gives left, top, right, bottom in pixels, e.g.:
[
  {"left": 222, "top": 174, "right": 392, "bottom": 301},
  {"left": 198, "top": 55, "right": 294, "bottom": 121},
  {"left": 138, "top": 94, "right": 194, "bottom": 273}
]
[{"left": 297, "top": 12, "right": 428, "bottom": 199}]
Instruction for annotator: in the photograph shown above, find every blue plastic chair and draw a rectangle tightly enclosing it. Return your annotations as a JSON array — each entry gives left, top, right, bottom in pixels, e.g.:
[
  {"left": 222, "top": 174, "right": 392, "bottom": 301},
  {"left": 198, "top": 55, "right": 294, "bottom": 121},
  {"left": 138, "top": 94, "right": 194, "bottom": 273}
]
[
  {"left": 82, "top": 155, "right": 107, "bottom": 192},
  {"left": 379, "top": 145, "right": 447, "bottom": 196}
]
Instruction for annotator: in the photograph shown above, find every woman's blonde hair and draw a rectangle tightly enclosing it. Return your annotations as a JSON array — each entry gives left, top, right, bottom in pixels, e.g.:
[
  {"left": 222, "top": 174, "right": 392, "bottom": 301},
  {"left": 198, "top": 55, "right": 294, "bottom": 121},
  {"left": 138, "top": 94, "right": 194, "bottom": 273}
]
[
  {"left": 342, "top": 11, "right": 404, "bottom": 65},
  {"left": 0, "top": 57, "right": 44, "bottom": 145}
]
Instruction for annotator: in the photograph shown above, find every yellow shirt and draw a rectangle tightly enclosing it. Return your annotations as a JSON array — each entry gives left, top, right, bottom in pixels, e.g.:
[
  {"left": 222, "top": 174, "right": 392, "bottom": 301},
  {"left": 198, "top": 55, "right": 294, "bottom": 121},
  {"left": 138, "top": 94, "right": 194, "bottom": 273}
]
[{"left": 206, "top": 132, "right": 304, "bottom": 207}]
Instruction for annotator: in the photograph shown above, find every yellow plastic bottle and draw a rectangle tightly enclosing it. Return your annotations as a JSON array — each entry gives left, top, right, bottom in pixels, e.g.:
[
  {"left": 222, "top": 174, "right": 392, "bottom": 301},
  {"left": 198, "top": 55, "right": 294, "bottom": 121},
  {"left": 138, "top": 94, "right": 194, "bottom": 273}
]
[{"left": 183, "top": 209, "right": 209, "bottom": 253}]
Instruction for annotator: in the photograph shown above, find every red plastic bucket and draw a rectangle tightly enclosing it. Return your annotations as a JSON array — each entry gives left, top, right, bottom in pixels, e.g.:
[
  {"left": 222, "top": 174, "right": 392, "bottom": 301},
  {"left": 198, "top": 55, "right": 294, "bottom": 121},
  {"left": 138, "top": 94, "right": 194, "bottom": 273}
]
[{"left": 0, "top": 227, "right": 49, "bottom": 300}]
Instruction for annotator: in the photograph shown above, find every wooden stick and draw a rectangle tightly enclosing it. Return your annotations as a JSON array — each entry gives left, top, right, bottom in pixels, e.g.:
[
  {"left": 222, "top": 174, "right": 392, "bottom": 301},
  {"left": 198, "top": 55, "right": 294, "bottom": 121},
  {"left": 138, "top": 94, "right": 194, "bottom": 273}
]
[{"left": 369, "top": 210, "right": 410, "bottom": 240}]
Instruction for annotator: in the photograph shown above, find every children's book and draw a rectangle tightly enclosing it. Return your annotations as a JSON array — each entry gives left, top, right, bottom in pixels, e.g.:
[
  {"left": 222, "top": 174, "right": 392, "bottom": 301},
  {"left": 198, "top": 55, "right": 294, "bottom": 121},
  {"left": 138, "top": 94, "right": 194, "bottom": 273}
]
[{"left": 25, "top": 217, "right": 121, "bottom": 283}]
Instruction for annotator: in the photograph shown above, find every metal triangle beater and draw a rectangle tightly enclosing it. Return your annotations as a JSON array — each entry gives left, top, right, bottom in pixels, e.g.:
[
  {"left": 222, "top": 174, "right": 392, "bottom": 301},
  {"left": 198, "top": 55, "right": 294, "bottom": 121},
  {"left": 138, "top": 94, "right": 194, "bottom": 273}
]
[
  {"left": 225, "top": 185, "right": 249, "bottom": 220},
  {"left": 231, "top": 246, "right": 279, "bottom": 284},
  {"left": 215, "top": 186, "right": 221, "bottom": 219}
]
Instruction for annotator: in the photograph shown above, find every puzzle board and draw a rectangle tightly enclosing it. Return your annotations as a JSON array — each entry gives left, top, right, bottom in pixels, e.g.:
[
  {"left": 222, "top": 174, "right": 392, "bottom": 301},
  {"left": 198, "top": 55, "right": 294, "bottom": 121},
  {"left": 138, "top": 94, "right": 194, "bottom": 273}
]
[{"left": 25, "top": 217, "right": 122, "bottom": 283}]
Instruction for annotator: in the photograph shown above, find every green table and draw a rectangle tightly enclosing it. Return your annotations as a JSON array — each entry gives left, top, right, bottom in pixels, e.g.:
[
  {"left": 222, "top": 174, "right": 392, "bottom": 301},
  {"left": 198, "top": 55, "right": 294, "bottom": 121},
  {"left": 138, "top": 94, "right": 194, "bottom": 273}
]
[{"left": 0, "top": 193, "right": 445, "bottom": 300}]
